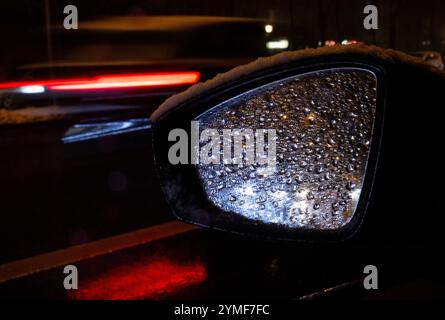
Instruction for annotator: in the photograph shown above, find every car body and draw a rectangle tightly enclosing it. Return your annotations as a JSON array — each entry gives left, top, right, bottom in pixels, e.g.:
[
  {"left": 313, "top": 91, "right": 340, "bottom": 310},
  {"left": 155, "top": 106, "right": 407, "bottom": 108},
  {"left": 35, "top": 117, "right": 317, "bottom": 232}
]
[{"left": 1, "top": 5, "right": 445, "bottom": 301}]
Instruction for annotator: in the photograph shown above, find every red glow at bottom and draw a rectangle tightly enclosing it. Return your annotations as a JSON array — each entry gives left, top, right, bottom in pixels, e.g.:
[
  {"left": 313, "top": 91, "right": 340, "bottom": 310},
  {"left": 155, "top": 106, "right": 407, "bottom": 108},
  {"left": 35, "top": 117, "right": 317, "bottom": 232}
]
[{"left": 70, "top": 257, "right": 207, "bottom": 300}]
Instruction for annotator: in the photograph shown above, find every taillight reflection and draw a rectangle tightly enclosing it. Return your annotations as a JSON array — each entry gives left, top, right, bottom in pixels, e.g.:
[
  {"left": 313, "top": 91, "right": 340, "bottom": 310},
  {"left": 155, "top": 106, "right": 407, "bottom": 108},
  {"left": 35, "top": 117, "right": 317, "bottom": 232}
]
[{"left": 69, "top": 256, "right": 207, "bottom": 300}]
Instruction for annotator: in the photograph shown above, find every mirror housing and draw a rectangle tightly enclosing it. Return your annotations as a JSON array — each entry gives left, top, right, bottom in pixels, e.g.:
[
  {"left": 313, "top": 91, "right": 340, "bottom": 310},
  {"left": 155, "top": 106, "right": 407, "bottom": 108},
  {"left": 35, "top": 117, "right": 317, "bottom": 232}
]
[{"left": 151, "top": 44, "right": 444, "bottom": 242}]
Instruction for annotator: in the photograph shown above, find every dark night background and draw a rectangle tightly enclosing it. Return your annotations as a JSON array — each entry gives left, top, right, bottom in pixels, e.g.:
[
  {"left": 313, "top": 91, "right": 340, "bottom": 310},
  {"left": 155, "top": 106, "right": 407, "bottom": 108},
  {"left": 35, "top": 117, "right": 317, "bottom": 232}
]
[{"left": 1, "top": 0, "right": 444, "bottom": 80}]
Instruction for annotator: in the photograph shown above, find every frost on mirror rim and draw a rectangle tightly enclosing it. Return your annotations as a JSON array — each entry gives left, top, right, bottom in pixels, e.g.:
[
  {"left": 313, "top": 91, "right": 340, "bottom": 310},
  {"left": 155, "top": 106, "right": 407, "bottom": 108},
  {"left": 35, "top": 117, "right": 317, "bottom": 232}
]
[{"left": 195, "top": 68, "right": 377, "bottom": 231}]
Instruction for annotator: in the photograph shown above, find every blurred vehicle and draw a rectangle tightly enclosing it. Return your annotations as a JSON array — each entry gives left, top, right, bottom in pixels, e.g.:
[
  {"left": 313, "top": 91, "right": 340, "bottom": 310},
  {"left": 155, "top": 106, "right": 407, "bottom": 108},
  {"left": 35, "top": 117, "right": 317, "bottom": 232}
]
[
  {"left": 0, "top": 16, "right": 274, "bottom": 265},
  {"left": 1, "top": 16, "right": 272, "bottom": 111}
]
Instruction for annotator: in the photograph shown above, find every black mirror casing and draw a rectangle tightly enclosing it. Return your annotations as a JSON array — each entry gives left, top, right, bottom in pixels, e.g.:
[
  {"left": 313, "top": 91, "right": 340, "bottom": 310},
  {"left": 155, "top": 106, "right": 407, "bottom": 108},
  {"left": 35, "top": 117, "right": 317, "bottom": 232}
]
[{"left": 151, "top": 45, "right": 444, "bottom": 243}]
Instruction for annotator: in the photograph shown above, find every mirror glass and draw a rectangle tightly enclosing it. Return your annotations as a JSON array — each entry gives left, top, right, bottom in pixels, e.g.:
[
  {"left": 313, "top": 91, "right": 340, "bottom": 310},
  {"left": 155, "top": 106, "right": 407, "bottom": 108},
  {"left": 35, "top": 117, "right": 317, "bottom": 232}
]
[{"left": 195, "top": 68, "right": 377, "bottom": 231}]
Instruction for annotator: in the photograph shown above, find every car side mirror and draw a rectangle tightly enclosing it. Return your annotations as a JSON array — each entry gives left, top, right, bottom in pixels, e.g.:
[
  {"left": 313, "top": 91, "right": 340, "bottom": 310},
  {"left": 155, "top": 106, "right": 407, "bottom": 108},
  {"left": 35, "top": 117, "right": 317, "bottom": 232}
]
[{"left": 151, "top": 44, "right": 444, "bottom": 242}]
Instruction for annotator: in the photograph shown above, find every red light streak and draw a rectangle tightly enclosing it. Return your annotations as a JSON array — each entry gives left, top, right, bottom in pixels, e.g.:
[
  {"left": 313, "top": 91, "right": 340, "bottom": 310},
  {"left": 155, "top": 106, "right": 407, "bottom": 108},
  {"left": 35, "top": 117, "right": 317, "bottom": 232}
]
[{"left": 0, "top": 72, "right": 200, "bottom": 91}]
